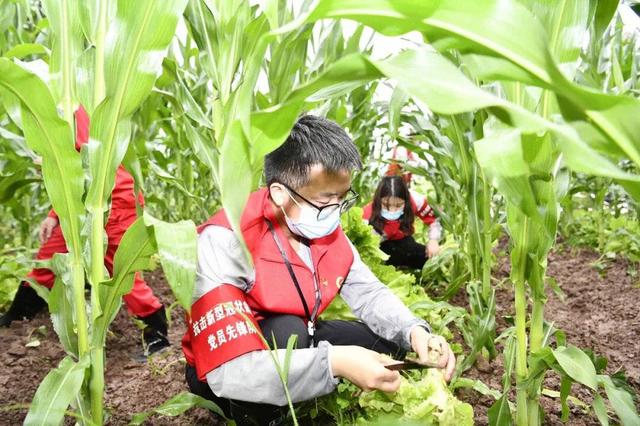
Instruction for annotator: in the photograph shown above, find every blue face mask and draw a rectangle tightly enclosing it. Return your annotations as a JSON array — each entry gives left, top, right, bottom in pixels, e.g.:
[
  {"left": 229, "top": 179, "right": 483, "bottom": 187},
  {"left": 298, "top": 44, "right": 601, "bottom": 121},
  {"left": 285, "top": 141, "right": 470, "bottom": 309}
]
[{"left": 381, "top": 208, "right": 403, "bottom": 221}]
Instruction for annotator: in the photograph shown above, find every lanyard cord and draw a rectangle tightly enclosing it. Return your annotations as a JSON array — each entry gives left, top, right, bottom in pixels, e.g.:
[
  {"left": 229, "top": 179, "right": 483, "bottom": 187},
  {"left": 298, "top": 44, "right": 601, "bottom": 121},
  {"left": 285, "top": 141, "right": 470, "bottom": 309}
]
[{"left": 266, "top": 220, "right": 321, "bottom": 342}]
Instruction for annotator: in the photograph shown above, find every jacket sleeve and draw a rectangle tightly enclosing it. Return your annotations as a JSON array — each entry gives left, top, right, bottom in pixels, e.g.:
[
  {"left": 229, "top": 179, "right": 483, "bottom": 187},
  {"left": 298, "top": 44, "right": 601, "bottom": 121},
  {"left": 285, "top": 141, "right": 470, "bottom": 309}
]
[
  {"left": 410, "top": 191, "right": 442, "bottom": 241},
  {"left": 196, "top": 226, "right": 339, "bottom": 405},
  {"left": 339, "top": 241, "right": 431, "bottom": 349}
]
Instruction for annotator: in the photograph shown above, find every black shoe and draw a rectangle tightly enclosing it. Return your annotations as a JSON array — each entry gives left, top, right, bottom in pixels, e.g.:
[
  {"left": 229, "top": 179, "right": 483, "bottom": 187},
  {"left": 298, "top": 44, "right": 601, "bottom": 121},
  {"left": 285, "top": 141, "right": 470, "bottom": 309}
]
[
  {"left": 230, "top": 401, "right": 288, "bottom": 426},
  {"left": 0, "top": 283, "right": 47, "bottom": 327},
  {"left": 139, "top": 306, "right": 170, "bottom": 356}
]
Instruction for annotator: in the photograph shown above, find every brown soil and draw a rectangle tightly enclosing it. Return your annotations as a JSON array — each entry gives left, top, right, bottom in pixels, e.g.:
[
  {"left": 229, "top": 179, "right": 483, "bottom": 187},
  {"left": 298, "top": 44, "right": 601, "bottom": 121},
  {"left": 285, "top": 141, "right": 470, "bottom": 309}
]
[
  {"left": 453, "top": 247, "right": 640, "bottom": 425},
  {"left": 0, "top": 248, "right": 638, "bottom": 425},
  {"left": 0, "top": 269, "right": 213, "bottom": 426}
]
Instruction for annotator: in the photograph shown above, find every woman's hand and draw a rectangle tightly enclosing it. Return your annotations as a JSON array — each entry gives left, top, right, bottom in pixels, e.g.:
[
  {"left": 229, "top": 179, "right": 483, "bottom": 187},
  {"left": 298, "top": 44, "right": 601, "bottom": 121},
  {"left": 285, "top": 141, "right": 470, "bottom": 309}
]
[
  {"left": 410, "top": 326, "right": 456, "bottom": 381},
  {"left": 330, "top": 345, "right": 402, "bottom": 392},
  {"left": 426, "top": 240, "right": 441, "bottom": 257},
  {"left": 39, "top": 217, "right": 59, "bottom": 244}
]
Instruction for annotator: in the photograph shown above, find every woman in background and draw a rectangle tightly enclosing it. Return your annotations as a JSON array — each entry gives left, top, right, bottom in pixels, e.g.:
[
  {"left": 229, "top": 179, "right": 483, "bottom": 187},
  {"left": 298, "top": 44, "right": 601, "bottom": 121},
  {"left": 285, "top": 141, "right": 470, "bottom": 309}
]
[{"left": 363, "top": 175, "right": 442, "bottom": 269}]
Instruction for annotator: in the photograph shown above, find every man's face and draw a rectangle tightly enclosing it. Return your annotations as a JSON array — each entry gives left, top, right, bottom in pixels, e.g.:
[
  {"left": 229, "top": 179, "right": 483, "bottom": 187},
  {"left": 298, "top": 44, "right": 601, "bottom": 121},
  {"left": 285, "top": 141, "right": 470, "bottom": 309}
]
[{"left": 270, "top": 164, "right": 352, "bottom": 222}]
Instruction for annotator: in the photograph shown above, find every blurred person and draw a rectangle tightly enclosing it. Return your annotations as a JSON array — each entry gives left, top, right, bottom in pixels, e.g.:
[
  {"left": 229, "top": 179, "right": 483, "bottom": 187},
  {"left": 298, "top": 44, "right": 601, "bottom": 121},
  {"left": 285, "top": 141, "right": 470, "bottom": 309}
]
[{"left": 0, "top": 106, "right": 169, "bottom": 356}]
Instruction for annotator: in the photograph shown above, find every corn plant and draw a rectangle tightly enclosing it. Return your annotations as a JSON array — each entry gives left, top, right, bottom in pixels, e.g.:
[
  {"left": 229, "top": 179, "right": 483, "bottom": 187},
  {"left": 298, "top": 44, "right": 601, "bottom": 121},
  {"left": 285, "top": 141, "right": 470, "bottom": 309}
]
[
  {"left": 129, "top": 78, "right": 221, "bottom": 223},
  {"left": 397, "top": 109, "right": 498, "bottom": 301},
  {"left": 0, "top": 1, "right": 196, "bottom": 424}
]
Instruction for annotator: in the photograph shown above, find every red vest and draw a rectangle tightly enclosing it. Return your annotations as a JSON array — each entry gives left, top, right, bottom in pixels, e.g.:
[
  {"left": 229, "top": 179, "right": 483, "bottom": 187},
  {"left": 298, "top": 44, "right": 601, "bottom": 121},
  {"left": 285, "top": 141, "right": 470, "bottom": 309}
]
[{"left": 182, "top": 188, "right": 354, "bottom": 371}]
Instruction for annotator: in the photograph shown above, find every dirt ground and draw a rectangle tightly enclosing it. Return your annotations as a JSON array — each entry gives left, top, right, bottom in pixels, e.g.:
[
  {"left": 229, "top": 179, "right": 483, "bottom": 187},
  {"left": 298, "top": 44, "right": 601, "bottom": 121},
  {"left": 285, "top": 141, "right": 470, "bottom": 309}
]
[
  {"left": 454, "top": 248, "right": 640, "bottom": 426},
  {"left": 0, "top": 247, "right": 638, "bottom": 425}
]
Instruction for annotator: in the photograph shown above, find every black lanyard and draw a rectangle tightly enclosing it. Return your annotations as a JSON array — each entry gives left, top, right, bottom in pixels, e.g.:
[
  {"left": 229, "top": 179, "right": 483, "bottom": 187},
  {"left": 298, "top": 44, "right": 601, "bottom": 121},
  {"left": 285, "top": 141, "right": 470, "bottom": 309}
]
[{"left": 266, "top": 220, "right": 321, "bottom": 346}]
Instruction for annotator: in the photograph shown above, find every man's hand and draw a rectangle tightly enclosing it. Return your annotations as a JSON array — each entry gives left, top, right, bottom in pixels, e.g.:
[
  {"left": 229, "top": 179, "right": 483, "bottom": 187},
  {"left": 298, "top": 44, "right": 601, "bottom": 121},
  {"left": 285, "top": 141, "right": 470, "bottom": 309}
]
[
  {"left": 330, "top": 345, "right": 402, "bottom": 393},
  {"left": 426, "top": 240, "right": 441, "bottom": 258},
  {"left": 410, "top": 326, "right": 456, "bottom": 381},
  {"left": 39, "top": 217, "right": 59, "bottom": 244}
]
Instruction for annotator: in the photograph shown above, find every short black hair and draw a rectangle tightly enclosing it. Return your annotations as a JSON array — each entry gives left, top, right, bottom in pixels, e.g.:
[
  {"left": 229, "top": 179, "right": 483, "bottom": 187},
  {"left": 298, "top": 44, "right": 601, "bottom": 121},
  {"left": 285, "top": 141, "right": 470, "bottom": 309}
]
[{"left": 264, "top": 115, "right": 362, "bottom": 189}]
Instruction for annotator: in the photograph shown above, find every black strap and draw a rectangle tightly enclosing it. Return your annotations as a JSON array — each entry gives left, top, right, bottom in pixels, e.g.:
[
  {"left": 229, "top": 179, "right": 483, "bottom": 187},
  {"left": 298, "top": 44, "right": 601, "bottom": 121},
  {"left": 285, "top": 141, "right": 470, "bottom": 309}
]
[{"left": 266, "top": 220, "right": 321, "bottom": 335}]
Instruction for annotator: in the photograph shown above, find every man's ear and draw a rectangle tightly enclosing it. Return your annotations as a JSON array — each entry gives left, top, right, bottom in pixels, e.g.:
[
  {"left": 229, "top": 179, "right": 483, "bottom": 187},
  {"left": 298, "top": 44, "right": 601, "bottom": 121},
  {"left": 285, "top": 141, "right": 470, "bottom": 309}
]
[{"left": 269, "top": 183, "right": 287, "bottom": 207}]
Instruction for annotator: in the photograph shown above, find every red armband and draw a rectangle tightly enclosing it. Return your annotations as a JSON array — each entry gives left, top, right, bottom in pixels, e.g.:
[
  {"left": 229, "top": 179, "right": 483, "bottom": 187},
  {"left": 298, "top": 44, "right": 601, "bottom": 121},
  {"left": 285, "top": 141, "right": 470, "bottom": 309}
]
[{"left": 189, "top": 285, "right": 267, "bottom": 380}]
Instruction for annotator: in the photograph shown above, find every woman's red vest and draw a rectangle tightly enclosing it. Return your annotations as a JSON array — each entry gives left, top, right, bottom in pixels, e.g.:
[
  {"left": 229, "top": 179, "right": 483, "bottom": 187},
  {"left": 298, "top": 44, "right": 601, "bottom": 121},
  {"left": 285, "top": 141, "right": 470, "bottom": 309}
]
[{"left": 182, "top": 188, "right": 354, "bottom": 372}]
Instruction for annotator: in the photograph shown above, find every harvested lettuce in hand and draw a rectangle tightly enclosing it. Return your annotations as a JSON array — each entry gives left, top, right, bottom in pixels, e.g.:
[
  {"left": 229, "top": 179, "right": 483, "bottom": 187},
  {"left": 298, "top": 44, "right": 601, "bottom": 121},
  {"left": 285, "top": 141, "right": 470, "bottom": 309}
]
[{"left": 358, "top": 370, "right": 473, "bottom": 425}]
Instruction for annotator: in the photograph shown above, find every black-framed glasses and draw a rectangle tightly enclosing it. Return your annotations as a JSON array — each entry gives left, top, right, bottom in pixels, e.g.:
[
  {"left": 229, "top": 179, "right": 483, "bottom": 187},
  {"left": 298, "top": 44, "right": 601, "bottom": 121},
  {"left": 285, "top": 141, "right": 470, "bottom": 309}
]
[{"left": 281, "top": 183, "right": 359, "bottom": 221}]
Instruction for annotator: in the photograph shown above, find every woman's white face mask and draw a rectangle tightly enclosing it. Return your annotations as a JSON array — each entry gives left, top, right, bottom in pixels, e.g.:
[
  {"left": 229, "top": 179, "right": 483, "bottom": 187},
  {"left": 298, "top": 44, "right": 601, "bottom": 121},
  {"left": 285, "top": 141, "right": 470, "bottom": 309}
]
[{"left": 282, "top": 190, "right": 340, "bottom": 240}]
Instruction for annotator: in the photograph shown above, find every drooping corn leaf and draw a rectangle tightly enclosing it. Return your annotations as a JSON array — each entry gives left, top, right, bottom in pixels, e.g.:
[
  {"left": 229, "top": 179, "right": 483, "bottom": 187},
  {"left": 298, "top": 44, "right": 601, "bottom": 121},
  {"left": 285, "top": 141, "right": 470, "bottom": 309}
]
[
  {"left": 128, "top": 392, "right": 227, "bottom": 426},
  {"left": 24, "top": 356, "right": 89, "bottom": 426},
  {"left": 143, "top": 212, "right": 197, "bottom": 313},
  {"left": 0, "top": 59, "right": 85, "bottom": 262}
]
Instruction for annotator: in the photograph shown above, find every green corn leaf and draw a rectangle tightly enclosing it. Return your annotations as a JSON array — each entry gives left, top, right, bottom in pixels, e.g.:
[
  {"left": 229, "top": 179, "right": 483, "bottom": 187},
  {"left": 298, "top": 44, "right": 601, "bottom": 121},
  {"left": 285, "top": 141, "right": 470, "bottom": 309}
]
[
  {"left": 592, "top": 393, "right": 610, "bottom": 426},
  {"left": 309, "top": 0, "right": 552, "bottom": 79},
  {"left": 183, "top": 118, "right": 219, "bottom": 178},
  {"left": 216, "top": 119, "right": 254, "bottom": 265},
  {"left": 49, "top": 275, "right": 78, "bottom": 357},
  {"left": 282, "top": 334, "right": 299, "bottom": 385},
  {"left": 3, "top": 43, "right": 50, "bottom": 59},
  {"left": 501, "top": 333, "right": 516, "bottom": 390},
  {"left": 593, "top": 0, "right": 619, "bottom": 43},
  {"left": 0, "top": 177, "right": 41, "bottom": 203},
  {"left": 552, "top": 345, "right": 598, "bottom": 391},
  {"left": 0, "top": 59, "right": 85, "bottom": 261},
  {"left": 487, "top": 394, "right": 513, "bottom": 426},
  {"left": 78, "top": 0, "right": 115, "bottom": 45},
  {"left": 526, "top": 0, "right": 591, "bottom": 80},
  {"left": 85, "top": 0, "right": 188, "bottom": 215},
  {"left": 559, "top": 375, "right": 572, "bottom": 422},
  {"left": 601, "top": 376, "right": 640, "bottom": 426},
  {"left": 24, "top": 356, "right": 89, "bottom": 426},
  {"left": 474, "top": 129, "right": 544, "bottom": 226},
  {"left": 48, "top": 252, "right": 80, "bottom": 356},
  {"left": 368, "top": 48, "right": 640, "bottom": 199},
  {"left": 143, "top": 212, "right": 197, "bottom": 313},
  {"left": 388, "top": 86, "right": 408, "bottom": 141},
  {"left": 307, "top": 0, "right": 640, "bottom": 200},
  {"left": 42, "top": 0, "right": 83, "bottom": 112},
  {"left": 173, "top": 74, "right": 214, "bottom": 130},
  {"left": 128, "top": 391, "right": 228, "bottom": 426},
  {"left": 95, "top": 217, "right": 156, "bottom": 345}
]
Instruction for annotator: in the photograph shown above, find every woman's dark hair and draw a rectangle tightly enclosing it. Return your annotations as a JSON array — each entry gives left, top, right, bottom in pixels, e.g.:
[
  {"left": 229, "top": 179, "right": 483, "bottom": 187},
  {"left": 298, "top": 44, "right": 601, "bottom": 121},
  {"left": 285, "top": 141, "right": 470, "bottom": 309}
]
[
  {"left": 264, "top": 115, "right": 362, "bottom": 189},
  {"left": 369, "top": 176, "right": 414, "bottom": 235}
]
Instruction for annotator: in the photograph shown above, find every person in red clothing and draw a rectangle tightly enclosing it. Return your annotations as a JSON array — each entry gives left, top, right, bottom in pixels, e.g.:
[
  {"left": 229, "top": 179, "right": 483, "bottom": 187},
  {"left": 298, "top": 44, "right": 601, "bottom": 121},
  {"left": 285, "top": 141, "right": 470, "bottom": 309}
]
[
  {"left": 0, "top": 106, "right": 169, "bottom": 355},
  {"left": 363, "top": 175, "right": 442, "bottom": 270}
]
